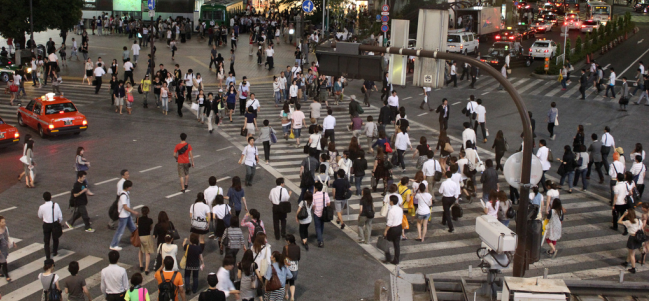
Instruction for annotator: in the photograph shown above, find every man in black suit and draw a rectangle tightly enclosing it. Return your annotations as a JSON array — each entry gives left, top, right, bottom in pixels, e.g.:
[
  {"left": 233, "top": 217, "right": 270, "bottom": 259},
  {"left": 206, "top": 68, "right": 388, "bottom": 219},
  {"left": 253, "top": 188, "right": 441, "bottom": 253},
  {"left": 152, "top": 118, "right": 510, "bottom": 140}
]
[
  {"left": 579, "top": 69, "right": 588, "bottom": 100},
  {"left": 378, "top": 100, "right": 393, "bottom": 133},
  {"left": 380, "top": 72, "right": 390, "bottom": 102},
  {"left": 470, "top": 64, "right": 478, "bottom": 89},
  {"left": 436, "top": 98, "right": 450, "bottom": 130}
]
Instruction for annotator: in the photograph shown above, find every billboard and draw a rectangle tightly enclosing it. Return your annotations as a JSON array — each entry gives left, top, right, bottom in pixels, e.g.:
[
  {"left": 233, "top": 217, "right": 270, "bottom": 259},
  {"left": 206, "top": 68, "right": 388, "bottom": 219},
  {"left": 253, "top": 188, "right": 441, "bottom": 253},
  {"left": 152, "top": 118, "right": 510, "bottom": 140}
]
[
  {"left": 156, "top": 0, "right": 194, "bottom": 13},
  {"left": 113, "top": 0, "right": 140, "bottom": 11}
]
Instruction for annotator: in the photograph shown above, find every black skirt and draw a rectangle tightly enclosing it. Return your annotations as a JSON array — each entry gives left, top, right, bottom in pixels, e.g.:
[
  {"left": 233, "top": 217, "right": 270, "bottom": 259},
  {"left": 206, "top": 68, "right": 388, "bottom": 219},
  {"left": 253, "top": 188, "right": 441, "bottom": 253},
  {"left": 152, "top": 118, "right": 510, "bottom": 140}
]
[
  {"left": 191, "top": 226, "right": 209, "bottom": 235},
  {"left": 627, "top": 235, "right": 643, "bottom": 250},
  {"left": 215, "top": 219, "right": 226, "bottom": 238},
  {"left": 85, "top": 70, "right": 92, "bottom": 77}
]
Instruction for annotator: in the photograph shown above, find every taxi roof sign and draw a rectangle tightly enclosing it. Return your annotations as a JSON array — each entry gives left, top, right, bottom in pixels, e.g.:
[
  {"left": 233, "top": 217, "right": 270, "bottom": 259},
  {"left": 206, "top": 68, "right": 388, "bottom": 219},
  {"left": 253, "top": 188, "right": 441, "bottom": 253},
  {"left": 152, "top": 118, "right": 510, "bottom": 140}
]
[{"left": 44, "top": 93, "right": 56, "bottom": 101}]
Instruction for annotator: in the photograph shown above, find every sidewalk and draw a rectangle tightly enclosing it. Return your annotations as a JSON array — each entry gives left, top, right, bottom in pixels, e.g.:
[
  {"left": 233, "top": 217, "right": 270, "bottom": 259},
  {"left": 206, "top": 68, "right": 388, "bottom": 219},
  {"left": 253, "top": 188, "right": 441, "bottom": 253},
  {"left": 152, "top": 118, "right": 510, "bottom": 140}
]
[{"left": 14, "top": 29, "right": 306, "bottom": 87}]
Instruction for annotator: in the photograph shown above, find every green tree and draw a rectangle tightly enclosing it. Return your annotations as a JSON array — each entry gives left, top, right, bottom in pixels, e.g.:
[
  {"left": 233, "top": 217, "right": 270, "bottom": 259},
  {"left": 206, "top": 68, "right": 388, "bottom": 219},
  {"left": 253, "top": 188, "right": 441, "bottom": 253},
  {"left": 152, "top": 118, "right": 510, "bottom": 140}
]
[
  {"left": 0, "top": 0, "right": 82, "bottom": 45},
  {"left": 575, "top": 36, "right": 582, "bottom": 55},
  {"left": 564, "top": 39, "right": 571, "bottom": 61},
  {"left": 584, "top": 32, "right": 591, "bottom": 51},
  {"left": 598, "top": 24, "right": 605, "bottom": 38},
  {"left": 617, "top": 16, "right": 624, "bottom": 32},
  {"left": 605, "top": 20, "right": 612, "bottom": 35}
]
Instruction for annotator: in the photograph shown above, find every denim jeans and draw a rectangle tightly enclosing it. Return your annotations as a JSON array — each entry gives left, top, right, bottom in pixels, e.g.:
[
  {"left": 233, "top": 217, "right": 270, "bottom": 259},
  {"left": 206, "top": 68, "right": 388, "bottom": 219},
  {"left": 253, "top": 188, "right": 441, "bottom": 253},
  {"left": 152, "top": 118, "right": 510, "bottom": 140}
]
[
  {"left": 184, "top": 269, "right": 199, "bottom": 293},
  {"left": 110, "top": 216, "right": 137, "bottom": 247},
  {"left": 573, "top": 168, "right": 588, "bottom": 190},
  {"left": 355, "top": 176, "right": 363, "bottom": 195},
  {"left": 561, "top": 78, "right": 567, "bottom": 89},
  {"left": 297, "top": 186, "right": 314, "bottom": 204},
  {"left": 161, "top": 97, "right": 169, "bottom": 112},
  {"left": 313, "top": 214, "right": 325, "bottom": 243},
  {"left": 245, "top": 164, "right": 256, "bottom": 185},
  {"left": 274, "top": 91, "right": 281, "bottom": 105},
  {"left": 559, "top": 171, "right": 575, "bottom": 189}
]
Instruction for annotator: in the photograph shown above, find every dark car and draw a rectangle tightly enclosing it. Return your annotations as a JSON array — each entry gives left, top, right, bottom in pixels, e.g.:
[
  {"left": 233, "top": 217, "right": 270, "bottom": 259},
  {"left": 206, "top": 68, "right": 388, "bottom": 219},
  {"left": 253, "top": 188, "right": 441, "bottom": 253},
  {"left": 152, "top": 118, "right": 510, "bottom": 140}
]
[
  {"left": 635, "top": 2, "right": 649, "bottom": 13},
  {"left": 480, "top": 43, "right": 532, "bottom": 69}
]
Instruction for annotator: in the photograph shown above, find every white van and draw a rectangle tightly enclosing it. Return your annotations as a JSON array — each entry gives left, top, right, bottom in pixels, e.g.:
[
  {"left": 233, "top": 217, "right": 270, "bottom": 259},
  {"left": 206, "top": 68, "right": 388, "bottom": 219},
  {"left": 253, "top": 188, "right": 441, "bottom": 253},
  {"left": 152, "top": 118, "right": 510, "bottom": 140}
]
[{"left": 446, "top": 30, "right": 479, "bottom": 55}]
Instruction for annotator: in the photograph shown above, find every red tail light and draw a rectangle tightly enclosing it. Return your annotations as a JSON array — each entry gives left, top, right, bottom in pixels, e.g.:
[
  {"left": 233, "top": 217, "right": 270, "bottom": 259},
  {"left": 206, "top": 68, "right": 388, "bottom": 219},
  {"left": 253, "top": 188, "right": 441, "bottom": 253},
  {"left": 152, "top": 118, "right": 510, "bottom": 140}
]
[
  {"left": 581, "top": 25, "right": 586, "bottom": 28},
  {"left": 496, "top": 35, "right": 501, "bottom": 39},
  {"left": 544, "top": 50, "right": 549, "bottom": 53},
  {"left": 529, "top": 48, "right": 532, "bottom": 52},
  {"left": 14, "top": 132, "right": 19, "bottom": 138},
  {"left": 509, "top": 36, "right": 515, "bottom": 40}
]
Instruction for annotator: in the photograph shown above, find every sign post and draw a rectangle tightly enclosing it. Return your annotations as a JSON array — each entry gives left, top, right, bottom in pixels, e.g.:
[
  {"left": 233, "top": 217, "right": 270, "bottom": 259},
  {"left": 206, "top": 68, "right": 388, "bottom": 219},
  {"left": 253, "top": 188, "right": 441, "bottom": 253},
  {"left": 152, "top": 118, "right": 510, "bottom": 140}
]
[
  {"left": 302, "top": 0, "right": 314, "bottom": 13},
  {"left": 381, "top": 4, "right": 390, "bottom": 45}
]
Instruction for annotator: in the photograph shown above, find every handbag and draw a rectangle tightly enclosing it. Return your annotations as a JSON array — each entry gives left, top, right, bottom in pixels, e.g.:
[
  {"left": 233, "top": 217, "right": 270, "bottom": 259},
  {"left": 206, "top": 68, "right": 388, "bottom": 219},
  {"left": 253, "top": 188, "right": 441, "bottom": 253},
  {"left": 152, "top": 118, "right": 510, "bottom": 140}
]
[
  {"left": 19, "top": 155, "right": 29, "bottom": 165},
  {"left": 319, "top": 192, "right": 333, "bottom": 222},
  {"left": 221, "top": 228, "right": 230, "bottom": 249},
  {"left": 433, "top": 161, "right": 443, "bottom": 181},
  {"left": 179, "top": 244, "right": 189, "bottom": 269},
  {"left": 269, "top": 128, "right": 278, "bottom": 144},
  {"left": 138, "top": 84, "right": 143, "bottom": 94},
  {"left": 240, "top": 128, "right": 248, "bottom": 136},
  {"left": 265, "top": 266, "right": 282, "bottom": 292},
  {"left": 401, "top": 214, "right": 410, "bottom": 230},
  {"left": 384, "top": 142, "right": 393, "bottom": 153},
  {"left": 444, "top": 142, "right": 454, "bottom": 153},
  {"left": 127, "top": 94, "right": 134, "bottom": 102},
  {"left": 130, "top": 218, "right": 141, "bottom": 247},
  {"left": 554, "top": 116, "right": 559, "bottom": 126},
  {"left": 376, "top": 236, "right": 391, "bottom": 253},
  {"left": 168, "top": 222, "right": 180, "bottom": 240},
  {"left": 51, "top": 203, "right": 63, "bottom": 239},
  {"left": 297, "top": 202, "right": 309, "bottom": 220},
  {"left": 380, "top": 202, "right": 389, "bottom": 217},
  {"left": 289, "top": 130, "right": 295, "bottom": 139},
  {"left": 279, "top": 189, "right": 292, "bottom": 213},
  {"left": 9, "top": 84, "right": 18, "bottom": 93},
  {"left": 190, "top": 102, "right": 199, "bottom": 111}
]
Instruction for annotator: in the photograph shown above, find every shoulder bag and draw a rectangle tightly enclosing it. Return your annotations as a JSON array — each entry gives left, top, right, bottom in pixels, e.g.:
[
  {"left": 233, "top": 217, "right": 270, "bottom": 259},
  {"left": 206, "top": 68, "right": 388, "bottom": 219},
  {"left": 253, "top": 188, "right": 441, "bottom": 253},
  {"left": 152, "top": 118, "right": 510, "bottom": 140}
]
[
  {"left": 130, "top": 217, "right": 141, "bottom": 247},
  {"left": 300, "top": 159, "right": 315, "bottom": 188},
  {"left": 297, "top": 201, "right": 309, "bottom": 220},
  {"left": 279, "top": 188, "right": 292, "bottom": 213},
  {"left": 52, "top": 203, "right": 63, "bottom": 239},
  {"left": 265, "top": 266, "right": 282, "bottom": 292},
  {"left": 179, "top": 244, "right": 189, "bottom": 269},
  {"left": 444, "top": 142, "right": 454, "bottom": 153},
  {"left": 168, "top": 222, "right": 180, "bottom": 240},
  {"left": 320, "top": 192, "right": 333, "bottom": 222},
  {"left": 45, "top": 274, "right": 63, "bottom": 301},
  {"left": 434, "top": 160, "right": 443, "bottom": 182}
]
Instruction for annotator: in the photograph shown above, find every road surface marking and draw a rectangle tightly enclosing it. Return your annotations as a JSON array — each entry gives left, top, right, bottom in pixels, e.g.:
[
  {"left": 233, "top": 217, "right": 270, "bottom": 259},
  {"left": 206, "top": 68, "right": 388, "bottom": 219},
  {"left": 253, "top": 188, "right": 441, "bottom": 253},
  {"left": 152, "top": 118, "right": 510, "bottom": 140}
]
[
  {"left": 0, "top": 206, "right": 17, "bottom": 213},
  {"left": 638, "top": 39, "right": 644, "bottom": 44},
  {"left": 481, "top": 92, "right": 489, "bottom": 95},
  {"left": 95, "top": 177, "right": 119, "bottom": 185},
  {"left": 194, "top": 155, "right": 201, "bottom": 158},
  {"left": 619, "top": 47, "right": 649, "bottom": 77},
  {"left": 51, "top": 191, "right": 68, "bottom": 198},
  {"left": 217, "top": 146, "right": 234, "bottom": 151},
  {"left": 166, "top": 190, "right": 191, "bottom": 198},
  {"left": 0, "top": 248, "right": 75, "bottom": 288},
  {"left": 403, "top": 96, "right": 412, "bottom": 100},
  {"left": 417, "top": 112, "right": 428, "bottom": 116},
  {"left": 139, "top": 166, "right": 162, "bottom": 173},
  {"left": 217, "top": 176, "right": 231, "bottom": 182},
  {"left": 452, "top": 101, "right": 461, "bottom": 105}
]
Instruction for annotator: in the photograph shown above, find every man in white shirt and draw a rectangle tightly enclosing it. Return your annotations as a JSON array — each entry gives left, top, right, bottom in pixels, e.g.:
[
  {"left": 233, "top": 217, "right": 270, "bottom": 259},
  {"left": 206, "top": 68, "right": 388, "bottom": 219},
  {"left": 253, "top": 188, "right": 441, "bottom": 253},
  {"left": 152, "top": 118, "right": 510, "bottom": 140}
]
[
  {"left": 446, "top": 62, "right": 457, "bottom": 87},
  {"left": 474, "top": 98, "right": 487, "bottom": 143},
  {"left": 438, "top": 171, "right": 460, "bottom": 232},
  {"left": 383, "top": 195, "right": 403, "bottom": 264},
  {"left": 70, "top": 38, "right": 79, "bottom": 61},
  {"left": 131, "top": 40, "right": 141, "bottom": 66},
  {"left": 601, "top": 126, "right": 615, "bottom": 174},
  {"left": 462, "top": 122, "right": 476, "bottom": 150},
  {"left": 38, "top": 192, "right": 63, "bottom": 259},
  {"left": 101, "top": 250, "right": 129, "bottom": 299},
  {"left": 291, "top": 62, "right": 301, "bottom": 80},
  {"left": 265, "top": 45, "right": 274, "bottom": 69},
  {"left": 387, "top": 90, "right": 399, "bottom": 120},
  {"left": 465, "top": 95, "right": 478, "bottom": 123},
  {"left": 93, "top": 62, "right": 106, "bottom": 94},
  {"left": 605, "top": 68, "right": 616, "bottom": 98},
  {"left": 536, "top": 140, "right": 551, "bottom": 193},
  {"left": 422, "top": 150, "right": 441, "bottom": 194},
  {"left": 612, "top": 173, "right": 629, "bottom": 232},
  {"left": 239, "top": 137, "right": 259, "bottom": 186},
  {"left": 123, "top": 58, "right": 134, "bottom": 85},
  {"left": 245, "top": 93, "right": 260, "bottom": 117},
  {"left": 109, "top": 180, "right": 139, "bottom": 251},
  {"left": 269, "top": 178, "right": 292, "bottom": 240},
  {"left": 141, "top": 26, "right": 149, "bottom": 47},
  {"left": 631, "top": 155, "right": 646, "bottom": 198},
  {"left": 203, "top": 176, "right": 223, "bottom": 238},
  {"left": 107, "top": 169, "right": 129, "bottom": 230},
  {"left": 395, "top": 129, "right": 412, "bottom": 172},
  {"left": 323, "top": 108, "right": 336, "bottom": 143},
  {"left": 30, "top": 57, "right": 39, "bottom": 86}
]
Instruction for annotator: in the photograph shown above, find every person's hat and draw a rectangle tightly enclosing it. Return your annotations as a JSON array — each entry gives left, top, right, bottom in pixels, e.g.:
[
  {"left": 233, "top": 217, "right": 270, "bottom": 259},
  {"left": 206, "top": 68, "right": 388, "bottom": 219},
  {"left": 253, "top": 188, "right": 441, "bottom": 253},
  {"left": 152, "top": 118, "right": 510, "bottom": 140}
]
[
  {"left": 616, "top": 147, "right": 624, "bottom": 154},
  {"left": 44, "top": 258, "right": 54, "bottom": 265},
  {"left": 349, "top": 95, "right": 356, "bottom": 100}
]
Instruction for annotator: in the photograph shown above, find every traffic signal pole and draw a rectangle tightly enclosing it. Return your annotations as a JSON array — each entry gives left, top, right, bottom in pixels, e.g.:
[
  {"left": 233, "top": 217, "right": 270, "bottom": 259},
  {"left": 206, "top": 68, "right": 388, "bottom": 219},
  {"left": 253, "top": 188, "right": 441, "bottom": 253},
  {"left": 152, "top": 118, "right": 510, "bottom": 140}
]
[{"left": 337, "top": 43, "right": 535, "bottom": 277}]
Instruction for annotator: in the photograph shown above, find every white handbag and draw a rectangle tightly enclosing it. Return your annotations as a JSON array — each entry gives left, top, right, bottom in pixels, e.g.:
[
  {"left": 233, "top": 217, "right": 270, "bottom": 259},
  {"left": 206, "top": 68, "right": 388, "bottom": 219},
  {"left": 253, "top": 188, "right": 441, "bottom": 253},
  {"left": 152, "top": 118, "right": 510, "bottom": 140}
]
[
  {"left": 19, "top": 155, "right": 29, "bottom": 165},
  {"left": 190, "top": 102, "right": 199, "bottom": 111},
  {"left": 475, "top": 153, "right": 485, "bottom": 173},
  {"left": 380, "top": 203, "right": 389, "bottom": 217}
]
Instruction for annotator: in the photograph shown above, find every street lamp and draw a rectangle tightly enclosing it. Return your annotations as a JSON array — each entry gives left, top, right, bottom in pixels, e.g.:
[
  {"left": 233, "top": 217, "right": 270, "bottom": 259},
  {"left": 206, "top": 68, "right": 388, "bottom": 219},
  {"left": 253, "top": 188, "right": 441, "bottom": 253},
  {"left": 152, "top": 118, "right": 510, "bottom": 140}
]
[{"left": 30, "top": 0, "right": 34, "bottom": 52}]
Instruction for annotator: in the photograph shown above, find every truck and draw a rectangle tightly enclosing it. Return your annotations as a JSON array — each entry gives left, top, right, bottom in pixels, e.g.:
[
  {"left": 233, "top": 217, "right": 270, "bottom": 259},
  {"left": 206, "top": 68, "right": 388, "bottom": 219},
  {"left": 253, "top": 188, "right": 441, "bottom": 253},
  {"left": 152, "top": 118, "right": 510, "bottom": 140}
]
[{"left": 454, "top": 7, "right": 503, "bottom": 42}]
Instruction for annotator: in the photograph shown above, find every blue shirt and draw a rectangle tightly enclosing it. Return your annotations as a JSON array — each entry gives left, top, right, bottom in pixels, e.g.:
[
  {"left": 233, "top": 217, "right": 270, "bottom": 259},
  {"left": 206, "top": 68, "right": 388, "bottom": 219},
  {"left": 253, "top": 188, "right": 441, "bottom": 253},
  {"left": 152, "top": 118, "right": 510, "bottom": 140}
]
[
  {"left": 227, "top": 187, "right": 245, "bottom": 211},
  {"left": 227, "top": 92, "right": 237, "bottom": 104},
  {"left": 264, "top": 262, "right": 292, "bottom": 288}
]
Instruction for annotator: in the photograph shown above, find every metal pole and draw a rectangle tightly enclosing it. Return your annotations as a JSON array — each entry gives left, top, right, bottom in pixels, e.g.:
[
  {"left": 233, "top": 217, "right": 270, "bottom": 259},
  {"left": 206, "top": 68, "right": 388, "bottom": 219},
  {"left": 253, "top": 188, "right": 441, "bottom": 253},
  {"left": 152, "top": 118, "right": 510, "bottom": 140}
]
[
  {"left": 563, "top": 12, "right": 567, "bottom": 65},
  {"left": 150, "top": 16, "right": 155, "bottom": 76},
  {"left": 383, "top": 0, "right": 387, "bottom": 46},
  {"left": 322, "top": 0, "right": 326, "bottom": 38},
  {"left": 330, "top": 43, "right": 535, "bottom": 277},
  {"left": 30, "top": 0, "right": 34, "bottom": 52}
]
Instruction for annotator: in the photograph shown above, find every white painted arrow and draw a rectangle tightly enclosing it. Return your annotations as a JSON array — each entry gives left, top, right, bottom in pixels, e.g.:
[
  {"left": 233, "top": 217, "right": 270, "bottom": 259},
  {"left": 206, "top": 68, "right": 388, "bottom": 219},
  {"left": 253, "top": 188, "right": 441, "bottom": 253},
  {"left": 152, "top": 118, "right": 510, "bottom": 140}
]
[{"left": 638, "top": 39, "right": 644, "bottom": 44}]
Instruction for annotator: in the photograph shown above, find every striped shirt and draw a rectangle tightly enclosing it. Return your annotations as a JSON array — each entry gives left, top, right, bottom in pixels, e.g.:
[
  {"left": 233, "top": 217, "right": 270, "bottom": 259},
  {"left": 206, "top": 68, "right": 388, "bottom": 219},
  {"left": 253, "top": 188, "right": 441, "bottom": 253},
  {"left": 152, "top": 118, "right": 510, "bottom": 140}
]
[
  {"left": 312, "top": 191, "right": 331, "bottom": 217},
  {"left": 224, "top": 227, "right": 245, "bottom": 249}
]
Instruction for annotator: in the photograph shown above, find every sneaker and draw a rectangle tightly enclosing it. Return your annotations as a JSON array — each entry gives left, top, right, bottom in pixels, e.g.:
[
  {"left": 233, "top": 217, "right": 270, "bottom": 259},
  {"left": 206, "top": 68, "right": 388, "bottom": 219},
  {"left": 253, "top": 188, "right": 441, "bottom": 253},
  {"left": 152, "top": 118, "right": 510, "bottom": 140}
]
[
  {"left": 65, "top": 222, "right": 73, "bottom": 229},
  {"left": 85, "top": 228, "right": 95, "bottom": 233},
  {"left": 109, "top": 246, "right": 122, "bottom": 251},
  {"left": 318, "top": 242, "right": 324, "bottom": 248}
]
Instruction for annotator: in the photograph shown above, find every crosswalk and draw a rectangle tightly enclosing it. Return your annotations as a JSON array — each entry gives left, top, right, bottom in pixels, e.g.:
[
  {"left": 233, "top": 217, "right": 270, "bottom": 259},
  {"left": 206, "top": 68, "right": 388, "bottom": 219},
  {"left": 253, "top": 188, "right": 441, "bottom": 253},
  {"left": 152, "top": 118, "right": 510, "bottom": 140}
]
[
  {"left": 448, "top": 74, "right": 627, "bottom": 103},
  {"left": 0, "top": 80, "right": 103, "bottom": 127},
  {"left": 202, "top": 83, "right": 643, "bottom": 281}
]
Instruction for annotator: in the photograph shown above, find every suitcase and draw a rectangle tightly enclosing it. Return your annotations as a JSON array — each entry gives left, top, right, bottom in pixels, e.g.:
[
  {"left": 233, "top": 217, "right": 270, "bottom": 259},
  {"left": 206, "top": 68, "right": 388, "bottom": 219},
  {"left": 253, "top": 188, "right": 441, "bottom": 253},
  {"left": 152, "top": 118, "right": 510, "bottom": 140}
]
[{"left": 451, "top": 204, "right": 463, "bottom": 220}]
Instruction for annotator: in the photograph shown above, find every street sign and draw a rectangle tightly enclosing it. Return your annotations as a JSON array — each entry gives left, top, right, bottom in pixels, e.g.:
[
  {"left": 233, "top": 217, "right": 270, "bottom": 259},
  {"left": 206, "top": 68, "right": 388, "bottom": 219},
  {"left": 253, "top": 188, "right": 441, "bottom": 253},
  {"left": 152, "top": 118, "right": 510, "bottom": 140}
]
[
  {"left": 381, "top": 15, "right": 389, "bottom": 23},
  {"left": 503, "top": 152, "right": 544, "bottom": 189},
  {"left": 376, "top": 14, "right": 381, "bottom": 20},
  {"left": 423, "top": 75, "right": 433, "bottom": 84},
  {"left": 302, "top": 0, "right": 315, "bottom": 13},
  {"left": 148, "top": 10, "right": 155, "bottom": 18},
  {"left": 382, "top": 4, "right": 390, "bottom": 12},
  {"left": 147, "top": 0, "right": 155, "bottom": 10},
  {"left": 381, "top": 25, "right": 389, "bottom": 33},
  {"left": 381, "top": 12, "right": 390, "bottom": 16}
]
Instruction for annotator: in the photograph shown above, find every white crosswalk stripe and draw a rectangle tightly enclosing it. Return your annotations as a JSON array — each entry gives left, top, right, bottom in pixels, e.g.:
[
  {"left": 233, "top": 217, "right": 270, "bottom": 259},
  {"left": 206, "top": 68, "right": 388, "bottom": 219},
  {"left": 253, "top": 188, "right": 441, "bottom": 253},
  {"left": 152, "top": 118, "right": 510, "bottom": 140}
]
[{"left": 209, "top": 84, "right": 632, "bottom": 280}]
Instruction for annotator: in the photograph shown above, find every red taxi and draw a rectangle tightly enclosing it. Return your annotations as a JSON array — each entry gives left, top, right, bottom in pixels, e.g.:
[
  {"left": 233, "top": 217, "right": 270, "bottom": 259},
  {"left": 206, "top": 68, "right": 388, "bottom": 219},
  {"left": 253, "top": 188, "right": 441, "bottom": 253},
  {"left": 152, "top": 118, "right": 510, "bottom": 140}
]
[
  {"left": 0, "top": 116, "right": 20, "bottom": 148},
  {"left": 17, "top": 93, "right": 88, "bottom": 138}
]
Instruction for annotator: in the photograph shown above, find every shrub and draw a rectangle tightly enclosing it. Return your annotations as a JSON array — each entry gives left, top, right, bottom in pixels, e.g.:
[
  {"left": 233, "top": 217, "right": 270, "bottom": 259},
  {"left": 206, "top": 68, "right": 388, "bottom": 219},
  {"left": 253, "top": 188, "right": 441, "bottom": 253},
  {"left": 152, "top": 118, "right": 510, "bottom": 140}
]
[{"left": 575, "top": 36, "right": 583, "bottom": 55}]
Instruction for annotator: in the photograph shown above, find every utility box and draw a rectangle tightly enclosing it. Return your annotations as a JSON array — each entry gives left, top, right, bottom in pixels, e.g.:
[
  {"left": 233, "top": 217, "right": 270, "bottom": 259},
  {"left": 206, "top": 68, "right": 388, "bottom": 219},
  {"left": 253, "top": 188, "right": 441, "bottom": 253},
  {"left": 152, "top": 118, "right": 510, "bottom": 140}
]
[
  {"left": 502, "top": 277, "right": 570, "bottom": 301},
  {"left": 413, "top": 9, "right": 448, "bottom": 88},
  {"left": 388, "top": 19, "right": 409, "bottom": 87}
]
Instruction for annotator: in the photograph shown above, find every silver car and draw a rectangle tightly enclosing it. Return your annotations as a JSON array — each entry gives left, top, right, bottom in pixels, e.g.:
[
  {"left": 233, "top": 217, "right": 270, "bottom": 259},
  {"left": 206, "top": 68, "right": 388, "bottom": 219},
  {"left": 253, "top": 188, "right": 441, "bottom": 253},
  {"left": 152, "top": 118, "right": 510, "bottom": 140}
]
[{"left": 580, "top": 20, "right": 600, "bottom": 33}]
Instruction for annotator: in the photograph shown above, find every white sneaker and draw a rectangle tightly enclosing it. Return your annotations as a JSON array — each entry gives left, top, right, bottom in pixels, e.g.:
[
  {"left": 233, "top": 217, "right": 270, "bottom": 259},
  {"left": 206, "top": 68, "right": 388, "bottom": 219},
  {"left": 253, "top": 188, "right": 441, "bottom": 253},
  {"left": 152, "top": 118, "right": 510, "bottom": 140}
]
[{"left": 109, "top": 246, "right": 122, "bottom": 251}]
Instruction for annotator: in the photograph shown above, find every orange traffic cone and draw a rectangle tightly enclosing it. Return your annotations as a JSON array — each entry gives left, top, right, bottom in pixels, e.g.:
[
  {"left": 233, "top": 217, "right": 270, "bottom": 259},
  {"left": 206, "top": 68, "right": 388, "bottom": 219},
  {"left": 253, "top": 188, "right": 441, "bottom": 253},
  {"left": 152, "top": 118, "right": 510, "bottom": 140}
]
[{"left": 586, "top": 53, "right": 590, "bottom": 64}]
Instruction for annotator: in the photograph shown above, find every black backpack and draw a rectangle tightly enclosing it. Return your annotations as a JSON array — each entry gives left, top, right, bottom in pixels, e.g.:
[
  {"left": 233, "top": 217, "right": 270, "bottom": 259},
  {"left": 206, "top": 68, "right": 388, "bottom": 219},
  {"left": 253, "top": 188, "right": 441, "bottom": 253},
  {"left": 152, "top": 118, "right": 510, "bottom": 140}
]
[
  {"left": 250, "top": 220, "right": 264, "bottom": 243},
  {"left": 68, "top": 189, "right": 76, "bottom": 209},
  {"left": 158, "top": 271, "right": 179, "bottom": 301},
  {"left": 108, "top": 193, "right": 125, "bottom": 221},
  {"left": 45, "top": 274, "right": 62, "bottom": 301}
]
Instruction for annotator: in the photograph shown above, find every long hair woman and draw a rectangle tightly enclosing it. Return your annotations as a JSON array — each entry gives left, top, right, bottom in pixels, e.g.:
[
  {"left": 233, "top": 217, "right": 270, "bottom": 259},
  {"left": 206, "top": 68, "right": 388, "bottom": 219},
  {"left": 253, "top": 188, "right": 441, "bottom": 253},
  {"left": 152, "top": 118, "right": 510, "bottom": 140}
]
[
  {"left": 75, "top": 146, "right": 90, "bottom": 184},
  {"left": 621, "top": 209, "right": 644, "bottom": 273},
  {"left": 189, "top": 193, "right": 210, "bottom": 249},
  {"left": 492, "top": 130, "right": 506, "bottom": 172},
  {"left": 436, "top": 129, "right": 452, "bottom": 171},
  {"left": 572, "top": 124, "right": 585, "bottom": 152},
  {"left": 264, "top": 251, "right": 293, "bottom": 301},
  {"left": 546, "top": 198, "right": 563, "bottom": 258},
  {"left": 23, "top": 140, "right": 35, "bottom": 188},
  {"left": 296, "top": 190, "right": 313, "bottom": 249},
  {"left": 237, "top": 249, "right": 263, "bottom": 301},
  {"left": 357, "top": 188, "right": 374, "bottom": 244},
  {"left": 227, "top": 176, "right": 248, "bottom": 218},
  {"left": 372, "top": 147, "right": 390, "bottom": 194},
  {"left": 282, "top": 235, "right": 300, "bottom": 301}
]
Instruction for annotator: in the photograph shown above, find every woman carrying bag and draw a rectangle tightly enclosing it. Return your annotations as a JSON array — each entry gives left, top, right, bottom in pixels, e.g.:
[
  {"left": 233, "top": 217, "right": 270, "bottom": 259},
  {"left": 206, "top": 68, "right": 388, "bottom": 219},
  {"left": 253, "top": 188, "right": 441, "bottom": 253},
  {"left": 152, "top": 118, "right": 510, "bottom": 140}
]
[
  {"left": 124, "top": 273, "right": 150, "bottom": 301},
  {"left": 296, "top": 191, "right": 313, "bottom": 250},
  {"left": 282, "top": 235, "right": 300, "bottom": 301},
  {"left": 263, "top": 251, "right": 293, "bottom": 301},
  {"left": 212, "top": 195, "right": 232, "bottom": 255},
  {"left": 181, "top": 233, "right": 204, "bottom": 295},
  {"left": 189, "top": 193, "right": 210, "bottom": 250},
  {"left": 237, "top": 249, "right": 262, "bottom": 301}
]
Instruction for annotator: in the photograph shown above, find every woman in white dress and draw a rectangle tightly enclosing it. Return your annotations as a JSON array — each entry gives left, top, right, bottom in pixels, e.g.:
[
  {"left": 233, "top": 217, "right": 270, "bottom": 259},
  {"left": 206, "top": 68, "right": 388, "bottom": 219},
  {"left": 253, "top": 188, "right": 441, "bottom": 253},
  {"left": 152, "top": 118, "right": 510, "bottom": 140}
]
[
  {"left": 160, "top": 235, "right": 178, "bottom": 271},
  {"left": 545, "top": 198, "right": 563, "bottom": 258}
]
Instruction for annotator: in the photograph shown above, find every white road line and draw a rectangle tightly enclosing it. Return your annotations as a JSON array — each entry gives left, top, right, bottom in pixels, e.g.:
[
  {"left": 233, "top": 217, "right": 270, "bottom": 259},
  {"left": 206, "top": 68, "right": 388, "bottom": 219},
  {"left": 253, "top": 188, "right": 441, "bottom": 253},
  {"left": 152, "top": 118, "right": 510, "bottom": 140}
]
[
  {"left": 133, "top": 204, "right": 144, "bottom": 210},
  {"left": 2, "top": 256, "right": 102, "bottom": 301},
  {"left": 0, "top": 249, "right": 75, "bottom": 288},
  {"left": 166, "top": 190, "right": 191, "bottom": 198},
  {"left": 3, "top": 243, "right": 43, "bottom": 264},
  {"left": 544, "top": 85, "right": 563, "bottom": 97},
  {"left": 481, "top": 92, "right": 489, "bottom": 95},
  {"left": 638, "top": 39, "right": 644, "bottom": 44},
  {"left": 51, "top": 191, "right": 68, "bottom": 198},
  {"left": 95, "top": 177, "right": 119, "bottom": 185},
  {"left": 217, "top": 176, "right": 231, "bottom": 182},
  {"left": 527, "top": 80, "right": 557, "bottom": 95},
  {"left": 560, "top": 84, "right": 581, "bottom": 98},
  {"left": 62, "top": 223, "right": 86, "bottom": 232},
  {"left": 516, "top": 79, "right": 544, "bottom": 94},
  {"left": 452, "top": 101, "right": 461, "bottom": 105},
  {"left": 619, "top": 47, "right": 649, "bottom": 77},
  {"left": 139, "top": 166, "right": 162, "bottom": 173},
  {"left": 194, "top": 155, "right": 201, "bottom": 158},
  {"left": 403, "top": 97, "right": 412, "bottom": 100},
  {"left": 0, "top": 206, "right": 17, "bottom": 213},
  {"left": 217, "top": 146, "right": 234, "bottom": 151},
  {"left": 417, "top": 112, "right": 428, "bottom": 116},
  {"left": 603, "top": 63, "right": 611, "bottom": 69}
]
